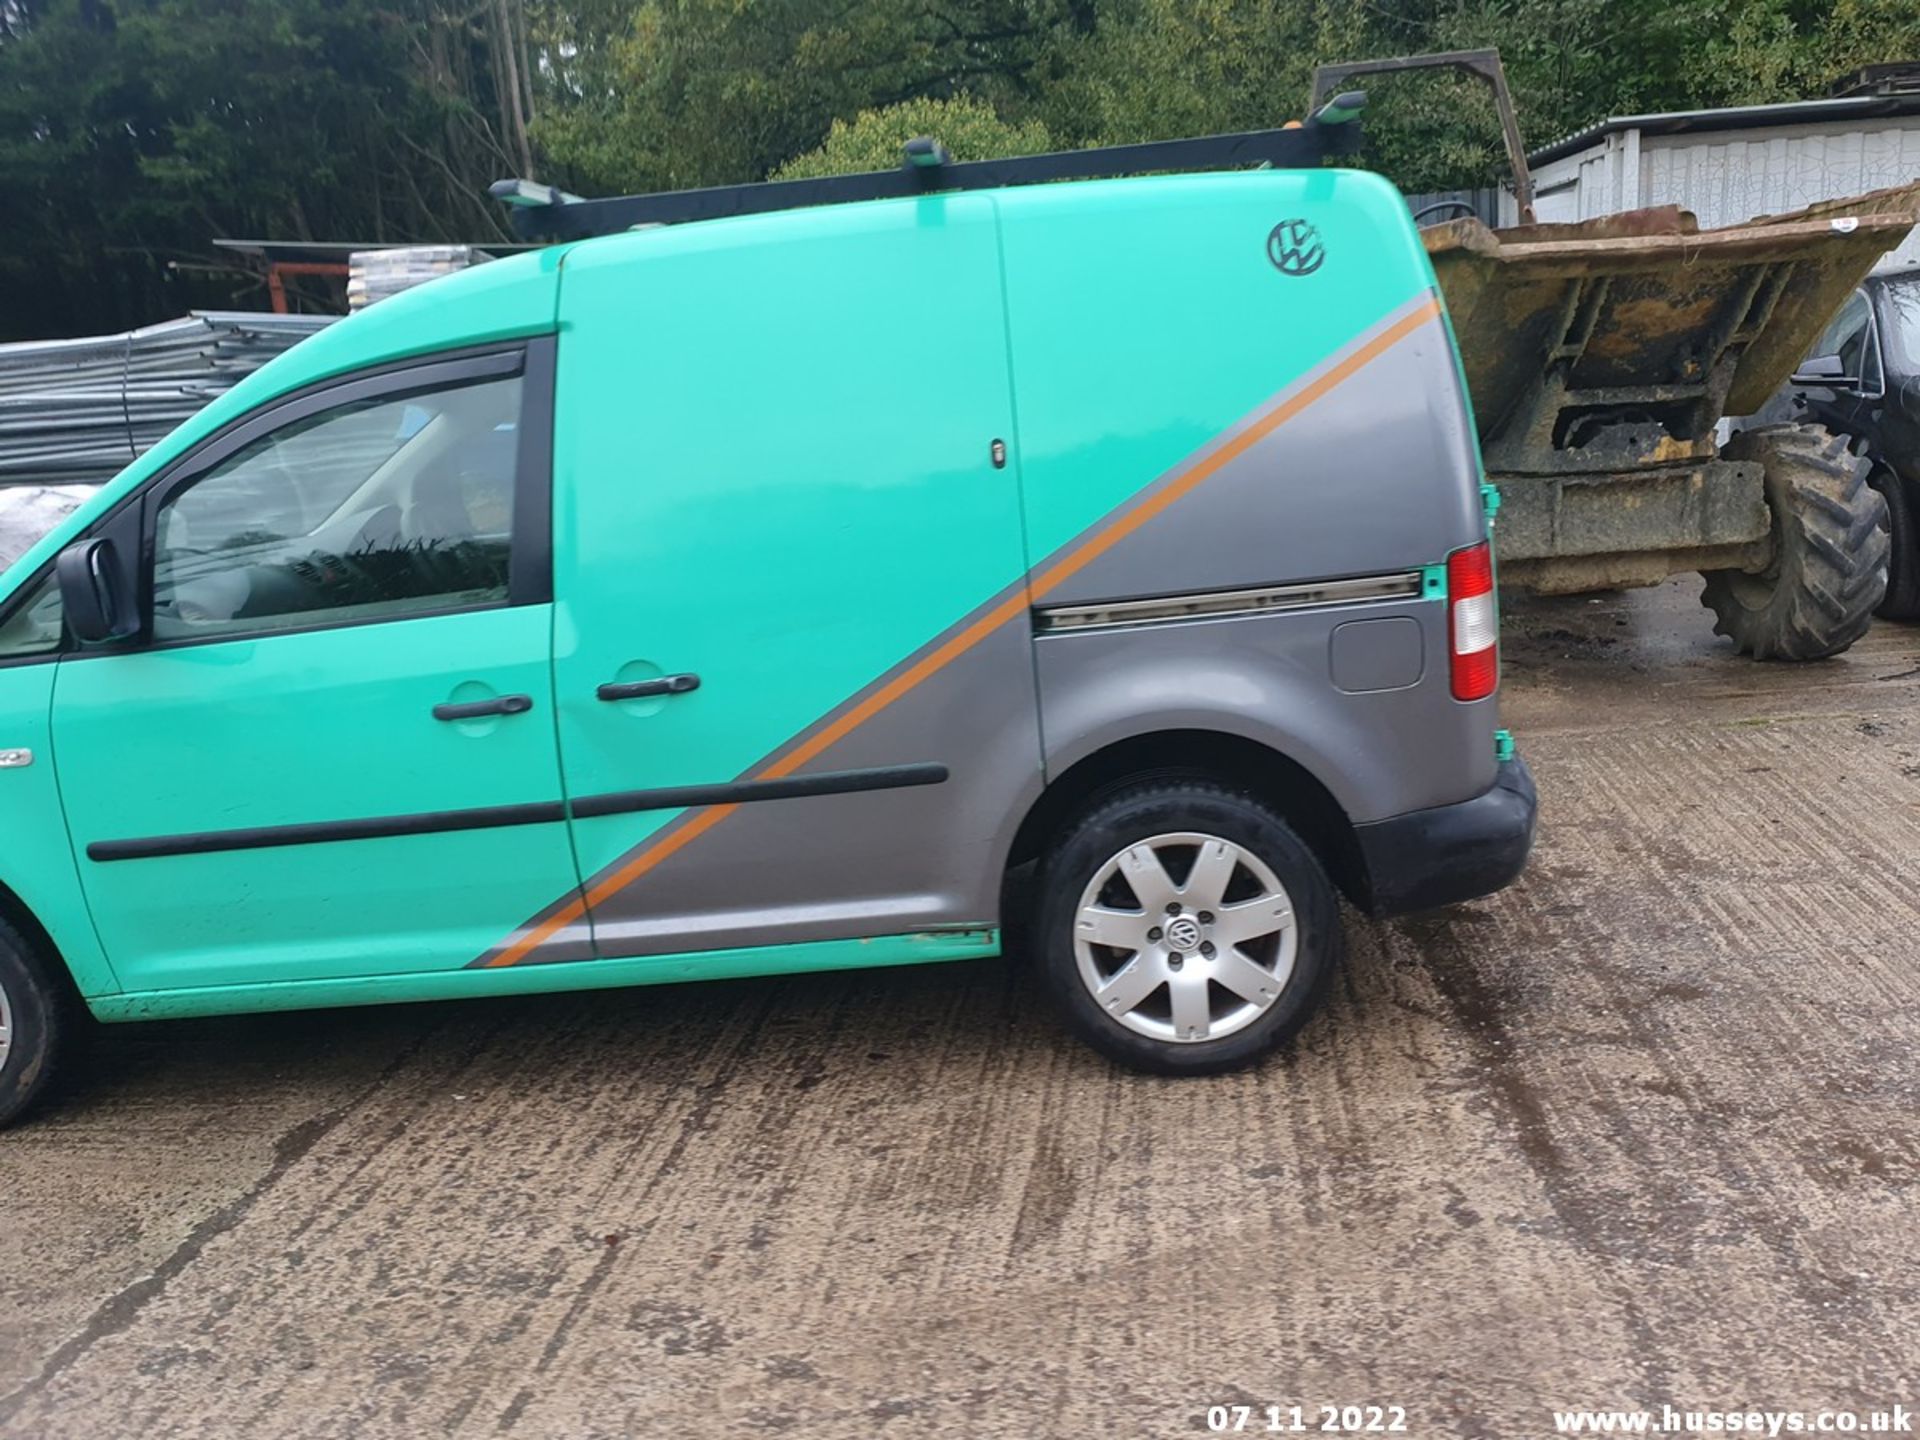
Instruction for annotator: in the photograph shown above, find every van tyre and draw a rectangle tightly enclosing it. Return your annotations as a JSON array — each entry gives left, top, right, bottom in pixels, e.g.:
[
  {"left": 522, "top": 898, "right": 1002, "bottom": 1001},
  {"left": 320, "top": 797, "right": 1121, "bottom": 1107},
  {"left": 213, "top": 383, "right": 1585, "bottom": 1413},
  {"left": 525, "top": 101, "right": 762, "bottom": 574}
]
[
  {"left": 1035, "top": 781, "right": 1340, "bottom": 1075},
  {"left": 1700, "top": 423, "right": 1888, "bottom": 660},
  {"left": 0, "top": 920, "right": 68, "bottom": 1127},
  {"left": 1867, "top": 462, "right": 1920, "bottom": 621}
]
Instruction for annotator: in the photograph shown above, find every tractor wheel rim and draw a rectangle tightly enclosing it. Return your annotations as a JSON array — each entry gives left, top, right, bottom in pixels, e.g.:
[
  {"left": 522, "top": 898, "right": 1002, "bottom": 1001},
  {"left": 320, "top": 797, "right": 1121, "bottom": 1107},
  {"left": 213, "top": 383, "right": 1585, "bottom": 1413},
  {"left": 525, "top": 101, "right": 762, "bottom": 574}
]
[
  {"left": 0, "top": 977, "right": 12, "bottom": 1071},
  {"left": 1073, "top": 830, "right": 1298, "bottom": 1043}
]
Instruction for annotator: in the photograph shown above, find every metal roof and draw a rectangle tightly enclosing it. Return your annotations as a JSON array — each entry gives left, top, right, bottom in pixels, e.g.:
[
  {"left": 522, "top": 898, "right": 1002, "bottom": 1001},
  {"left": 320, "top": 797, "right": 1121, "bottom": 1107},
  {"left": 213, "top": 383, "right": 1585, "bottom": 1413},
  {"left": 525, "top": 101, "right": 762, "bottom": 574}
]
[{"left": 1529, "top": 91, "right": 1920, "bottom": 167}]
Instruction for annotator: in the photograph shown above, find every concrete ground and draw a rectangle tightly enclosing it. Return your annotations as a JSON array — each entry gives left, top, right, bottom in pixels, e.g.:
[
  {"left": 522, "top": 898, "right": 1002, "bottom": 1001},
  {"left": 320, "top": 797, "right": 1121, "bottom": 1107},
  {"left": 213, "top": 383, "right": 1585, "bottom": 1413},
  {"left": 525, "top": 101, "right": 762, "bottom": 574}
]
[{"left": 2, "top": 578, "right": 1916, "bottom": 1439}]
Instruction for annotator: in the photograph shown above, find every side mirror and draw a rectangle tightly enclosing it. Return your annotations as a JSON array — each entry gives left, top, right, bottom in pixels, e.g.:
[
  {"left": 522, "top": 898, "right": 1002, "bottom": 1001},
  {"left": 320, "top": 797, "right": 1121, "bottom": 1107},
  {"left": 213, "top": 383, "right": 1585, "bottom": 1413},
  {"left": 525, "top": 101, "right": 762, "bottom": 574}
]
[
  {"left": 1791, "top": 353, "right": 1853, "bottom": 387},
  {"left": 55, "top": 537, "right": 141, "bottom": 644}
]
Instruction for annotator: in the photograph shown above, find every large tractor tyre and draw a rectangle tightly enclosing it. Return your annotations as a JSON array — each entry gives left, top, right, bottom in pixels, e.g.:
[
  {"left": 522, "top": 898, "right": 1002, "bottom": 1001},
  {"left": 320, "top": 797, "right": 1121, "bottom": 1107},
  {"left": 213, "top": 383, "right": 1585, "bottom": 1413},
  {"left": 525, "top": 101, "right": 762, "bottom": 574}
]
[
  {"left": 1700, "top": 423, "right": 1889, "bottom": 661},
  {"left": 1867, "top": 463, "right": 1920, "bottom": 622}
]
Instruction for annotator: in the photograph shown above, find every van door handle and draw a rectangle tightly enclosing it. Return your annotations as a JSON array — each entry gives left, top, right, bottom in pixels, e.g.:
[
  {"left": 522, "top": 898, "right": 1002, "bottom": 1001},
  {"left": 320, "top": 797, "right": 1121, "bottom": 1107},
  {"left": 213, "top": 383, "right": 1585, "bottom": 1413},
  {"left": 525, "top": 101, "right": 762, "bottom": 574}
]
[
  {"left": 597, "top": 673, "right": 700, "bottom": 702},
  {"left": 433, "top": 693, "right": 534, "bottom": 721}
]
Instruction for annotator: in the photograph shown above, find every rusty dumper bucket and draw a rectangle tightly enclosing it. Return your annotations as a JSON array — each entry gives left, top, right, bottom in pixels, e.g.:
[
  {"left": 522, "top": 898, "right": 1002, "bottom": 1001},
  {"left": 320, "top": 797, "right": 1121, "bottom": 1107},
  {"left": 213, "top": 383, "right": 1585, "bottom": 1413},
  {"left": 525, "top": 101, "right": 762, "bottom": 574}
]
[{"left": 1426, "top": 183, "right": 1920, "bottom": 593}]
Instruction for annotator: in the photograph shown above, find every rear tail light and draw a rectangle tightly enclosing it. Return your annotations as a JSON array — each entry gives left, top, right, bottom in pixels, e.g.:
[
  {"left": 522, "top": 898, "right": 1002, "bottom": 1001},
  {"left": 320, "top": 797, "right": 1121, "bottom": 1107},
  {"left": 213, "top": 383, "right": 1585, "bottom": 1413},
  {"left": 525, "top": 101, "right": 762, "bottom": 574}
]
[{"left": 1448, "top": 541, "right": 1498, "bottom": 701}]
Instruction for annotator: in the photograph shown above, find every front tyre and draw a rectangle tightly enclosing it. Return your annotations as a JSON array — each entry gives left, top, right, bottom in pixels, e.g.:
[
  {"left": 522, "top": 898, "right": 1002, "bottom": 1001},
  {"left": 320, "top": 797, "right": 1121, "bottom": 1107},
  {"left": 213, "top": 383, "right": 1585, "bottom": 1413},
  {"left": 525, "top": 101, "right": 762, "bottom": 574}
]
[
  {"left": 1700, "top": 423, "right": 1888, "bottom": 660},
  {"left": 1035, "top": 782, "right": 1340, "bottom": 1075},
  {"left": 0, "top": 920, "right": 69, "bottom": 1127}
]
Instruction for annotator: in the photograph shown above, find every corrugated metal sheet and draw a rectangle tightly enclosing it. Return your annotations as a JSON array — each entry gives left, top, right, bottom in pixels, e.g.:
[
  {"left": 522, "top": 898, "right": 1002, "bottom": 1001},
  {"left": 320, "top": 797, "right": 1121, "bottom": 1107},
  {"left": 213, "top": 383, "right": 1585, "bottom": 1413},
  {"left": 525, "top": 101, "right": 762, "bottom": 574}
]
[
  {"left": 1526, "top": 112, "right": 1920, "bottom": 271},
  {"left": 1641, "top": 123, "right": 1920, "bottom": 269},
  {"left": 1405, "top": 188, "right": 1504, "bottom": 227},
  {"left": 0, "top": 311, "right": 330, "bottom": 568},
  {"left": 1528, "top": 92, "right": 1920, "bottom": 166},
  {"left": 0, "top": 311, "right": 330, "bottom": 488}
]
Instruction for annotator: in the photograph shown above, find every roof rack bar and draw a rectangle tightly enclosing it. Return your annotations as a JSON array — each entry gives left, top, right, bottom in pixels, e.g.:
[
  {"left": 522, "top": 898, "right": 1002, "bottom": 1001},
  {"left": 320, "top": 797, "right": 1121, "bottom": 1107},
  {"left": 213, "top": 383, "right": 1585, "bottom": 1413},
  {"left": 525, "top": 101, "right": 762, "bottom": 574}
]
[
  {"left": 489, "top": 178, "right": 584, "bottom": 211},
  {"left": 495, "top": 96, "right": 1367, "bottom": 242}
]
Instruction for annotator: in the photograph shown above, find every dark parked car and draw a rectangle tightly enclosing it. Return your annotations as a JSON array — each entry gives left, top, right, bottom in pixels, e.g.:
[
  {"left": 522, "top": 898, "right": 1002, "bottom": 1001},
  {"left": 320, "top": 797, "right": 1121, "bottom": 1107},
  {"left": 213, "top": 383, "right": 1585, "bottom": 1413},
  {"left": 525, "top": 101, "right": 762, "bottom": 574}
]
[{"left": 1777, "top": 267, "right": 1920, "bottom": 619}]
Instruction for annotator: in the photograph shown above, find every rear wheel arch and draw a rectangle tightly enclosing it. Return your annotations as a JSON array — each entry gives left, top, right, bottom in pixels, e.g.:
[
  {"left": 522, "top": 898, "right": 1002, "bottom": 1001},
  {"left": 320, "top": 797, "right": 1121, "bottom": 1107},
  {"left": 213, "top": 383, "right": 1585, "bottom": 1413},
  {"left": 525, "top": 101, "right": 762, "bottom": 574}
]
[{"left": 1003, "top": 729, "right": 1366, "bottom": 907}]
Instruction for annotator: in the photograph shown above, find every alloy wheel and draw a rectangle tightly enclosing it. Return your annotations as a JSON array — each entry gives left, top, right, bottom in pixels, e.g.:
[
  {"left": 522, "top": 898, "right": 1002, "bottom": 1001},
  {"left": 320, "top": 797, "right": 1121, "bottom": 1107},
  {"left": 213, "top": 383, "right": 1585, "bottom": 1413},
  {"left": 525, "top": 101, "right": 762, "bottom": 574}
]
[{"left": 1072, "top": 831, "right": 1298, "bottom": 1043}]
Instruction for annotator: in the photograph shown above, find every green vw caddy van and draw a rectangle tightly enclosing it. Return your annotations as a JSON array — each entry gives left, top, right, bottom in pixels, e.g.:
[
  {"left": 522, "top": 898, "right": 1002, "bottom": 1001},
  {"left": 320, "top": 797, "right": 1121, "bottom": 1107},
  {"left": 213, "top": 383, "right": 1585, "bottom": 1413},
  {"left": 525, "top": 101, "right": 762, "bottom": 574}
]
[{"left": 0, "top": 148, "right": 1535, "bottom": 1124}]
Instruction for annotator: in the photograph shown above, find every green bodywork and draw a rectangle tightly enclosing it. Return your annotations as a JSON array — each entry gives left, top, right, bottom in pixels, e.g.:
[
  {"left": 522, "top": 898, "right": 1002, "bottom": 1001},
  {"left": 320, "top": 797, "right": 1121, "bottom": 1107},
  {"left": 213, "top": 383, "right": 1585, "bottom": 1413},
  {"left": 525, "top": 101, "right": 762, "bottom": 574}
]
[
  {"left": 89, "top": 928, "right": 997, "bottom": 1021},
  {"left": 0, "top": 167, "right": 1459, "bottom": 1020}
]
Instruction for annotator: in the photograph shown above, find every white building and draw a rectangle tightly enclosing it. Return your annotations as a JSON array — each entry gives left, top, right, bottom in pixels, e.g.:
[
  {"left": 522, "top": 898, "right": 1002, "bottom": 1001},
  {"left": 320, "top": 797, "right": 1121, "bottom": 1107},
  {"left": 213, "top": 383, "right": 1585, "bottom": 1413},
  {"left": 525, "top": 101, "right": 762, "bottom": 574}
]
[{"left": 1506, "top": 85, "right": 1920, "bottom": 271}]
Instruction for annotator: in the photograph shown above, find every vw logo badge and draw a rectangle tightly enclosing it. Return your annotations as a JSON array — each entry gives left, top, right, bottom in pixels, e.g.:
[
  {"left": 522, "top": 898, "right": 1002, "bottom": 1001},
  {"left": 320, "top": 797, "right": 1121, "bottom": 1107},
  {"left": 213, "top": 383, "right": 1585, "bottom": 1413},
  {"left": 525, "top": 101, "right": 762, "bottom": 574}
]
[{"left": 1267, "top": 219, "right": 1325, "bottom": 276}]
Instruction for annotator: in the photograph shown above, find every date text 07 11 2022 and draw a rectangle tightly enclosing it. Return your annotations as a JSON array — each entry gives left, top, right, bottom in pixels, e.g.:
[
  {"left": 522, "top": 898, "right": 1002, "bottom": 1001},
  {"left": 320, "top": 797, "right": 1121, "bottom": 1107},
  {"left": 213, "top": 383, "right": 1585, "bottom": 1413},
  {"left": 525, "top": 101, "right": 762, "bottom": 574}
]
[{"left": 1208, "top": 1404, "right": 1411, "bottom": 1433}]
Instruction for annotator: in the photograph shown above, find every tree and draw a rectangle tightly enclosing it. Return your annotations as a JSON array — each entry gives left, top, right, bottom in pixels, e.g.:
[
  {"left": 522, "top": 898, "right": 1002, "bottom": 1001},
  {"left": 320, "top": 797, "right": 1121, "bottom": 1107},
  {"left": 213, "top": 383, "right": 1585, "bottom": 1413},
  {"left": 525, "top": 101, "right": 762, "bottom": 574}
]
[
  {"left": 772, "top": 94, "right": 1053, "bottom": 180},
  {"left": 530, "top": 0, "right": 1081, "bottom": 196},
  {"left": 5, "top": 0, "right": 1920, "bottom": 342},
  {"left": 0, "top": 0, "right": 537, "bottom": 339}
]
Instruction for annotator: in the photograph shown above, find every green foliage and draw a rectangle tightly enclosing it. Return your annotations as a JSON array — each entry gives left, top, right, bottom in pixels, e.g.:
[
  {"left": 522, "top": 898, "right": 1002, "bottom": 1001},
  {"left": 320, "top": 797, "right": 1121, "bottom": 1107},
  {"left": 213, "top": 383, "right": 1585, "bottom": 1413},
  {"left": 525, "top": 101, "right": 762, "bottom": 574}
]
[
  {"left": 3, "top": 0, "right": 1919, "bottom": 341},
  {"left": 0, "top": 0, "right": 536, "bottom": 338},
  {"left": 773, "top": 96, "right": 1053, "bottom": 180},
  {"left": 1036, "top": 0, "right": 1326, "bottom": 148},
  {"left": 530, "top": 0, "right": 1079, "bottom": 196}
]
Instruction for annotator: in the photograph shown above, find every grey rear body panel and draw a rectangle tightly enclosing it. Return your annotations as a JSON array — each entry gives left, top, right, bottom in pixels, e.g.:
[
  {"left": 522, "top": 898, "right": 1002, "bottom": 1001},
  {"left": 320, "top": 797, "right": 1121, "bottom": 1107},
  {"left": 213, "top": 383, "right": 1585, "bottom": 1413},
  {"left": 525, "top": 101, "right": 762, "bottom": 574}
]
[
  {"left": 1028, "top": 304, "right": 1498, "bottom": 822},
  {"left": 1034, "top": 598, "right": 1495, "bottom": 825}
]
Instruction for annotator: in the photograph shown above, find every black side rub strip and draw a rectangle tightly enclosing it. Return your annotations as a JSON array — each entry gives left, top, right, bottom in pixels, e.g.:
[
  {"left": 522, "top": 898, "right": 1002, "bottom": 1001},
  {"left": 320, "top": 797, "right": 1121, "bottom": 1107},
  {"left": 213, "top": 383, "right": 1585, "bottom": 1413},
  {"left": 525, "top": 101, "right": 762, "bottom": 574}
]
[
  {"left": 86, "top": 800, "right": 568, "bottom": 862},
  {"left": 568, "top": 763, "right": 948, "bottom": 819},
  {"left": 85, "top": 763, "right": 949, "bottom": 862}
]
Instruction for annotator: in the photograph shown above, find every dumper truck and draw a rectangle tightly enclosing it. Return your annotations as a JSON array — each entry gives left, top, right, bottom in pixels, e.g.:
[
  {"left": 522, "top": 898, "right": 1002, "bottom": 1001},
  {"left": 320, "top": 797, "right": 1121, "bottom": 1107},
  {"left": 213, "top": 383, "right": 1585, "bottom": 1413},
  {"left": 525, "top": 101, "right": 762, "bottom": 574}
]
[{"left": 1315, "top": 52, "right": 1920, "bottom": 660}]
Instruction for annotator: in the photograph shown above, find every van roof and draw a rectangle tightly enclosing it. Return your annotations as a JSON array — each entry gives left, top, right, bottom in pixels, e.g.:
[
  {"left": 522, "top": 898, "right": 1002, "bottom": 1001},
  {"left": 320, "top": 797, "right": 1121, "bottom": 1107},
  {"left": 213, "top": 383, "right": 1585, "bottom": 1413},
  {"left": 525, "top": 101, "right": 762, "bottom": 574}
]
[{"left": 494, "top": 107, "right": 1368, "bottom": 243}]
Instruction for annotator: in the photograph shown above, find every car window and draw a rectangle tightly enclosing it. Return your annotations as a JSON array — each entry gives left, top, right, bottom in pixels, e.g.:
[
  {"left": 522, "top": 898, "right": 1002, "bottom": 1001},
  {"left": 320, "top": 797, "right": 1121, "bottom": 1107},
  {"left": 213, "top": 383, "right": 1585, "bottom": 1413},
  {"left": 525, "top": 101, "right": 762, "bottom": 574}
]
[
  {"left": 1880, "top": 277, "right": 1920, "bottom": 377},
  {"left": 151, "top": 373, "right": 522, "bottom": 642},
  {"left": 0, "top": 571, "right": 63, "bottom": 659},
  {"left": 1811, "top": 291, "right": 1875, "bottom": 388}
]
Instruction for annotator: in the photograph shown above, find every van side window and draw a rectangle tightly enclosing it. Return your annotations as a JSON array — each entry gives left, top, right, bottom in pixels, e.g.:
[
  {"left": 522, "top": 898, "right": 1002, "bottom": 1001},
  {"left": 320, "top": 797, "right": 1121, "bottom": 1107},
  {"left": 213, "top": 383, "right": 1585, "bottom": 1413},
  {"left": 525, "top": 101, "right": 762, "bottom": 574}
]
[
  {"left": 151, "top": 374, "right": 522, "bottom": 641},
  {"left": 0, "top": 572, "right": 63, "bottom": 659}
]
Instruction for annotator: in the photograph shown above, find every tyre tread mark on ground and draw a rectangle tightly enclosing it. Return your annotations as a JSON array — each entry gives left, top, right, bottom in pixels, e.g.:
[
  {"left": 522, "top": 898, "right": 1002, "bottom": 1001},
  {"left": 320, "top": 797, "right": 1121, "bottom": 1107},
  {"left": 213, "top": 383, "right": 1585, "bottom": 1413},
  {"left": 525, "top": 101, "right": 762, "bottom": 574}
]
[
  {"left": 1411, "top": 916, "right": 1565, "bottom": 1175},
  {"left": 493, "top": 993, "right": 779, "bottom": 1435},
  {"left": 282, "top": 1017, "right": 517, "bottom": 1249},
  {"left": 0, "top": 1028, "right": 439, "bottom": 1428},
  {"left": 1405, "top": 909, "right": 1677, "bottom": 1406}
]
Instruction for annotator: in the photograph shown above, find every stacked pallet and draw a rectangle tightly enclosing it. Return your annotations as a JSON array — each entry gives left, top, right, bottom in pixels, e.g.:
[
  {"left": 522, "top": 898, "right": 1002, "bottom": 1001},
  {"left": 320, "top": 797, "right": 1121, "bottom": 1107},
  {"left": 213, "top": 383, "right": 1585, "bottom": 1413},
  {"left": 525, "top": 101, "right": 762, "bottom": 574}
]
[{"left": 348, "top": 246, "right": 478, "bottom": 309}]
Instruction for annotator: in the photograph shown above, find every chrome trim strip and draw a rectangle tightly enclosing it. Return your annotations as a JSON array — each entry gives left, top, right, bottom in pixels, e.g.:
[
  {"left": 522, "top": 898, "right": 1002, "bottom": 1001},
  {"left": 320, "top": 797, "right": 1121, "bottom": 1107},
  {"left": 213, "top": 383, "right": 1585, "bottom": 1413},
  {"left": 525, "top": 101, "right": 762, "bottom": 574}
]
[{"left": 1034, "top": 572, "right": 1425, "bottom": 634}]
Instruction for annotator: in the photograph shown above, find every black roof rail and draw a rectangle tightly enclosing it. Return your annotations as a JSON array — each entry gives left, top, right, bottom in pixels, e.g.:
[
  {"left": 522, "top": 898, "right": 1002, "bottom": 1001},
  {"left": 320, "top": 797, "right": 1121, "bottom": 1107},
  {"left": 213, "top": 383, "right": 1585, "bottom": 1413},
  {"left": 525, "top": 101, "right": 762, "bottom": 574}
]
[{"left": 491, "top": 92, "right": 1368, "bottom": 242}]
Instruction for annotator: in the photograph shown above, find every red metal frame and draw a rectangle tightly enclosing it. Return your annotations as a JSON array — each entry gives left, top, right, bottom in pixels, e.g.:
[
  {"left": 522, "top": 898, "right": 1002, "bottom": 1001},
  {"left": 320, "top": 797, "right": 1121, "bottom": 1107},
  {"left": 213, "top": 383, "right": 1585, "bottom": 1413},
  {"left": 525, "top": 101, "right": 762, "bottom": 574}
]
[{"left": 264, "top": 260, "right": 349, "bottom": 314}]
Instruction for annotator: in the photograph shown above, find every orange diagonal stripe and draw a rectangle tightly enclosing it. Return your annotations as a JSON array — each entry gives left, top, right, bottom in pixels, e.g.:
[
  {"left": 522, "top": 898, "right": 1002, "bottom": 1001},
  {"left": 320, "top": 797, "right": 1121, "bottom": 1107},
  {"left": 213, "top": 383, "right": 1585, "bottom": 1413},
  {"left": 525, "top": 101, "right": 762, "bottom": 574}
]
[
  {"left": 582, "top": 802, "right": 738, "bottom": 908},
  {"left": 479, "top": 895, "right": 586, "bottom": 969},
  {"left": 490, "top": 298, "right": 1440, "bottom": 964}
]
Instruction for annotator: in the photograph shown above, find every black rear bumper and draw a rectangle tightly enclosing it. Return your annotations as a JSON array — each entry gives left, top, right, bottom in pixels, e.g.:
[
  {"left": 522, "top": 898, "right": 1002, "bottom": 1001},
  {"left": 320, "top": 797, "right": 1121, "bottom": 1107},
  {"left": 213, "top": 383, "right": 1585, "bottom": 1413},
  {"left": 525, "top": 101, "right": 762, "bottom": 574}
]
[{"left": 1354, "top": 756, "right": 1537, "bottom": 917}]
